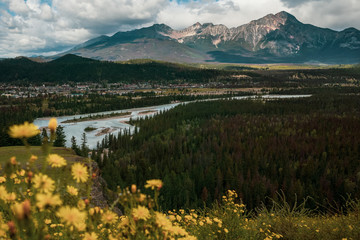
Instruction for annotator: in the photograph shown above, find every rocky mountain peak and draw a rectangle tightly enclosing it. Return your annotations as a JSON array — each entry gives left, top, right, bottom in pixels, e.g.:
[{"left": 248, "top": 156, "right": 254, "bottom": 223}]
[
  {"left": 153, "top": 23, "right": 173, "bottom": 34},
  {"left": 66, "top": 11, "right": 360, "bottom": 64}
]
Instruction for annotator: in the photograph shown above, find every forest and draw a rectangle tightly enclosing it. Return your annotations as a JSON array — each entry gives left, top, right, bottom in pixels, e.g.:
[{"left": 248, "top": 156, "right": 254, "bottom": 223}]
[
  {"left": 0, "top": 55, "right": 238, "bottom": 84},
  {"left": 91, "top": 93, "right": 360, "bottom": 211}
]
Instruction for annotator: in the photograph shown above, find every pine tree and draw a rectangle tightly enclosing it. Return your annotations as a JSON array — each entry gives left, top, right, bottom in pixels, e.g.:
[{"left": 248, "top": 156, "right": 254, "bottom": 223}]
[
  {"left": 54, "top": 125, "right": 66, "bottom": 147},
  {"left": 71, "top": 136, "right": 81, "bottom": 155},
  {"left": 81, "top": 133, "right": 89, "bottom": 157},
  {"left": 41, "top": 128, "right": 48, "bottom": 144}
]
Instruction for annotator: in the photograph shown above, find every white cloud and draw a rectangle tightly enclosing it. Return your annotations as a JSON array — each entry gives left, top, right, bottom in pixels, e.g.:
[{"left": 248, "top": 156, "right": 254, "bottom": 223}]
[
  {"left": 52, "top": 0, "right": 168, "bottom": 33},
  {"left": 157, "top": 0, "right": 288, "bottom": 29},
  {"left": 0, "top": 0, "right": 359, "bottom": 57},
  {"left": 0, "top": 0, "right": 169, "bottom": 57},
  {"left": 280, "top": 0, "right": 321, "bottom": 7},
  {"left": 289, "top": 0, "right": 360, "bottom": 30},
  {"left": 7, "top": 0, "right": 29, "bottom": 15}
]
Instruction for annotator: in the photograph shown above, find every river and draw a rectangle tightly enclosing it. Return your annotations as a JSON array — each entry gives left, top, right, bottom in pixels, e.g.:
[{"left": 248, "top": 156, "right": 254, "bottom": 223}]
[{"left": 33, "top": 94, "right": 311, "bottom": 149}]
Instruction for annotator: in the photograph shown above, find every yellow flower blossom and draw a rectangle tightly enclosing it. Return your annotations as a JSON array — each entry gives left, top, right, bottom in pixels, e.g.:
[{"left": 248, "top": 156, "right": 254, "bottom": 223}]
[
  {"left": 33, "top": 173, "right": 55, "bottom": 193},
  {"left": 145, "top": 179, "right": 163, "bottom": 190},
  {"left": 56, "top": 206, "right": 86, "bottom": 230},
  {"left": 155, "top": 212, "right": 172, "bottom": 230},
  {"left": 48, "top": 118, "right": 57, "bottom": 132},
  {"left": 8, "top": 121, "right": 40, "bottom": 138},
  {"left": 47, "top": 154, "right": 67, "bottom": 168},
  {"left": 77, "top": 200, "right": 86, "bottom": 210},
  {"left": 6, "top": 192, "right": 16, "bottom": 202},
  {"left": 17, "top": 169, "right": 26, "bottom": 177},
  {"left": 167, "top": 225, "right": 188, "bottom": 236},
  {"left": 102, "top": 211, "right": 118, "bottom": 224},
  {"left": 83, "top": 232, "right": 98, "bottom": 240},
  {"left": 131, "top": 184, "right": 137, "bottom": 193},
  {"left": 0, "top": 186, "right": 8, "bottom": 201},
  {"left": 132, "top": 205, "right": 150, "bottom": 221},
  {"left": 138, "top": 193, "right": 146, "bottom": 202},
  {"left": 11, "top": 200, "right": 30, "bottom": 220},
  {"left": 71, "top": 163, "right": 89, "bottom": 183},
  {"left": 0, "top": 177, "right": 5, "bottom": 184},
  {"left": 29, "top": 155, "right": 38, "bottom": 163},
  {"left": 118, "top": 216, "right": 129, "bottom": 228},
  {"left": 36, "top": 193, "right": 62, "bottom": 210},
  {"left": 66, "top": 185, "right": 78, "bottom": 196},
  {"left": 89, "top": 207, "right": 102, "bottom": 216}
]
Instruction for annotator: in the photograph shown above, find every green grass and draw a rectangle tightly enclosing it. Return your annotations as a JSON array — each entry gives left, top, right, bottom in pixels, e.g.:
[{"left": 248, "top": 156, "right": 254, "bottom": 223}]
[
  {"left": 0, "top": 146, "right": 83, "bottom": 164},
  {"left": 0, "top": 146, "right": 90, "bottom": 203}
]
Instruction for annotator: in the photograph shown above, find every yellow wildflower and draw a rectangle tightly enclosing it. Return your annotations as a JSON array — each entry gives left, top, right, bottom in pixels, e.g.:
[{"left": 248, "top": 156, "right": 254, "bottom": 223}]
[
  {"left": 167, "top": 225, "right": 188, "bottom": 236},
  {"left": 36, "top": 193, "right": 62, "bottom": 210},
  {"left": 11, "top": 203, "right": 24, "bottom": 219},
  {"left": 14, "top": 178, "right": 21, "bottom": 184},
  {"left": 131, "top": 184, "right": 137, "bottom": 193},
  {"left": 89, "top": 207, "right": 102, "bottom": 216},
  {"left": 56, "top": 206, "right": 86, "bottom": 230},
  {"left": 11, "top": 200, "right": 31, "bottom": 220},
  {"left": 132, "top": 205, "right": 150, "bottom": 221},
  {"left": 0, "top": 177, "right": 5, "bottom": 184},
  {"left": 71, "top": 163, "right": 89, "bottom": 183},
  {"left": 144, "top": 179, "right": 163, "bottom": 190},
  {"left": 66, "top": 185, "right": 78, "bottom": 196},
  {"left": 118, "top": 216, "right": 129, "bottom": 228},
  {"left": 47, "top": 154, "right": 67, "bottom": 168},
  {"left": 48, "top": 118, "right": 57, "bottom": 132},
  {"left": 6, "top": 192, "right": 16, "bottom": 202},
  {"left": 29, "top": 155, "right": 38, "bottom": 163},
  {"left": 45, "top": 219, "right": 52, "bottom": 224},
  {"left": 10, "top": 157, "right": 17, "bottom": 165},
  {"left": 32, "top": 173, "right": 55, "bottom": 193},
  {"left": 17, "top": 169, "right": 26, "bottom": 177},
  {"left": 0, "top": 186, "right": 8, "bottom": 201},
  {"left": 138, "top": 193, "right": 146, "bottom": 202},
  {"left": 8, "top": 121, "right": 40, "bottom": 138},
  {"left": 78, "top": 200, "right": 86, "bottom": 210},
  {"left": 83, "top": 232, "right": 98, "bottom": 240},
  {"left": 102, "top": 211, "right": 118, "bottom": 224},
  {"left": 155, "top": 212, "right": 172, "bottom": 229}
]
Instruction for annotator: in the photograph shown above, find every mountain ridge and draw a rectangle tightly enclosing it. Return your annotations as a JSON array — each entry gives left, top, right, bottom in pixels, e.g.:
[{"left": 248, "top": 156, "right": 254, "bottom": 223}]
[{"left": 64, "top": 11, "right": 360, "bottom": 64}]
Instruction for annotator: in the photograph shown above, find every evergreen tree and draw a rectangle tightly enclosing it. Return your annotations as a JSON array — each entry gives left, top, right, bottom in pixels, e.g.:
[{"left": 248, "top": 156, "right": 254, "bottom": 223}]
[
  {"left": 41, "top": 128, "right": 48, "bottom": 144},
  {"left": 71, "top": 136, "right": 81, "bottom": 155},
  {"left": 53, "top": 125, "right": 66, "bottom": 147},
  {"left": 81, "top": 133, "right": 89, "bottom": 157},
  {"left": 28, "top": 133, "right": 41, "bottom": 146}
]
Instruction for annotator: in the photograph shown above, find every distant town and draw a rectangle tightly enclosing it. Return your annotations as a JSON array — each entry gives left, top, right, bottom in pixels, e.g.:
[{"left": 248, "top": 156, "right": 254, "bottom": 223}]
[{"left": 0, "top": 82, "right": 261, "bottom": 98}]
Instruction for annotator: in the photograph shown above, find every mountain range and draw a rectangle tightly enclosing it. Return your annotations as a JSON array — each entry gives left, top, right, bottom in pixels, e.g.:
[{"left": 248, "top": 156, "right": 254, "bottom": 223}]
[{"left": 62, "top": 11, "right": 359, "bottom": 64}]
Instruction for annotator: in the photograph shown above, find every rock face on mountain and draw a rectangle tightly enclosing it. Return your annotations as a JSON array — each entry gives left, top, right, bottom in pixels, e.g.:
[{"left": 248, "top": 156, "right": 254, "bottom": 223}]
[{"left": 66, "top": 11, "right": 360, "bottom": 64}]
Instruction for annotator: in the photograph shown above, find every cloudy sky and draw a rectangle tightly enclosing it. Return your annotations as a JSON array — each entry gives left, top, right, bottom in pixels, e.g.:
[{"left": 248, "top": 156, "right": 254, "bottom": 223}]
[{"left": 0, "top": 0, "right": 359, "bottom": 57}]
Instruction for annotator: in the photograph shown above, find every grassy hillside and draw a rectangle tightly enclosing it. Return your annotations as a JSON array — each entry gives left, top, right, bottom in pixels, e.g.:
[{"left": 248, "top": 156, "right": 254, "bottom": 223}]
[{"left": 0, "top": 146, "right": 82, "bottom": 164}]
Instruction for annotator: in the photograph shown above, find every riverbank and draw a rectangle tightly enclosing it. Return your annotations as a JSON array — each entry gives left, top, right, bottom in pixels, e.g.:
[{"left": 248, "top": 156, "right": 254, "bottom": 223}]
[{"left": 61, "top": 111, "right": 132, "bottom": 123}]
